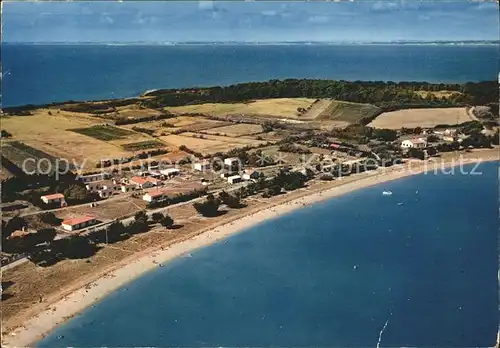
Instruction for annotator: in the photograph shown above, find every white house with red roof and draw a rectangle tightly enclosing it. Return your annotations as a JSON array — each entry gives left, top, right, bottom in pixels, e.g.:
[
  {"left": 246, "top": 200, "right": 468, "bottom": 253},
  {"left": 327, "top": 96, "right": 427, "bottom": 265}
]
[
  {"left": 61, "top": 215, "right": 97, "bottom": 231},
  {"left": 142, "top": 183, "right": 207, "bottom": 203},
  {"left": 129, "top": 176, "right": 161, "bottom": 189},
  {"left": 40, "top": 193, "right": 67, "bottom": 207}
]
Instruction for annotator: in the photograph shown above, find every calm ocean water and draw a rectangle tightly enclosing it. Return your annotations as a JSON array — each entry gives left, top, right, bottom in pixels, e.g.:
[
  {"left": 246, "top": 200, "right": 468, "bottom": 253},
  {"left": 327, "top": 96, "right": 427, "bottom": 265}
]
[
  {"left": 2, "top": 44, "right": 498, "bottom": 107},
  {"left": 39, "top": 162, "right": 499, "bottom": 347}
]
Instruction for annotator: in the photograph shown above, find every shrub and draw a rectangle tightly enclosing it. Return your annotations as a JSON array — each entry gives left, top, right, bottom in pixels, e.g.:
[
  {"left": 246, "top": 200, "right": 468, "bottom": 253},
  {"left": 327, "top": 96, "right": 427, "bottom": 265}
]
[
  {"left": 160, "top": 215, "right": 174, "bottom": 228},
  {"left": 151, "top": 212, "right": 164, "bottom": 223},
  {"left": 134, "top": 211, "right": 148, "bottom": 224},
  {"left": 193, "top": 194, "right": 221, "bottom": 217},
  {"left": 219, "top": 191, "right": 243, "bottom": 208}
]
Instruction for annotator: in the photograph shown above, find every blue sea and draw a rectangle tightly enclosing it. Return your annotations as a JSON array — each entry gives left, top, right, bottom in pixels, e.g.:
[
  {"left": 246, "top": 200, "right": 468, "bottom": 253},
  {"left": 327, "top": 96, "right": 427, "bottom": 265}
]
[
  {"left": 39, "top": 162, "right": 499, "bottom": 347},
  {"left": 2, "top": 43, "right": 499, "bottom": 107}
]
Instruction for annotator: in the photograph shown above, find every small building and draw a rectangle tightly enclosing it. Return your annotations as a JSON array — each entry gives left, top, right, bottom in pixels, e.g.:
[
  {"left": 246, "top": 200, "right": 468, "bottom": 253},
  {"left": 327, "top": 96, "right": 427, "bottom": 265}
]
[
  {"left": 61, "top": 215, "right": 97, "bottom": 231},
  {"left": 79, "top": 172, "right": 111, "bottom": 183},
  {"left": 160, "top": 168, "right": 181, "bottom": 178},
  {"left": 102, "top": 182, "right": 121, "bottom": 192},
  {"left": 142, "top": 190, "right": 168, "bottom": 203},
  {"left": 97, "top": 189, "right": 114, "bottom": 199},
  {"left": 121, "top": 183, "right": 136, "bottom": 193},
  {"left": 292, "top": 166, "right": 313, "bottom": 176},
  {"left": 85, "top": 182, "right": 104, "bottom": 192},
  {"left": 224, "top": 157, "right": 240, "bottom": 167},
  {"left": 193, "top": 160, "right": 211, "bottom": 172},
  {"left": 220, "top": 171, "right": 238, "bottom": 179},
  {"left": 148, "top": 170, "right": 163, "bottom": 178},
  {"left": 434, "top": 128, "right": 457, "bottom": 136},
  {"left": 401, "top": 138, "right": 427, "bottom": 149},
  {"left": 142, "top": 183, "right": 207, "bottom": 202},
  {"left": 40, "top": 193, "right": 67, "bottom": 207},
  {"left": 442, "top": 135, "right": 456, "bottom": 142},
  {"left": 242, "top": 169, "right": 261, "bottom": 181},
  {"left": 227, "top": 175, "right": 242, "bottom": 184},
  {"left": 129, "top": 176, "right": 161, "bottom": 189}
]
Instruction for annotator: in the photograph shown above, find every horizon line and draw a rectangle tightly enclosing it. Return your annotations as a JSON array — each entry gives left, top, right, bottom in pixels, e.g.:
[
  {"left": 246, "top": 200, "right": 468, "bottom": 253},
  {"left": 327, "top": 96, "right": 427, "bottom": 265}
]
[{"left": 3, "top": 39, "right": 500, "bottom": 45}]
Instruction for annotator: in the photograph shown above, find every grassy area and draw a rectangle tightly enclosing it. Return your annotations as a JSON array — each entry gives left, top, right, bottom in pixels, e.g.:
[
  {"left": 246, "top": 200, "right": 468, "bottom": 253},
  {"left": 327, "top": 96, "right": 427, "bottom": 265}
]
[
  {"left": 368, "top": 107, "right": 473, "bottom": 129},
  {"left": 71, "top": 125, "right": 136, "bottom": 141},
  {"left": 317, "top": 100, "right": 381, "bottom": 124},
  {"left": 159, "top": 132, "right": 266, "bottom": 155},
  {"left": 203, "top": 123, "right": 263, "bottom": 136},
  {"left": 166, "top": 98, "right": 316, "bottom": 119},
  {"left": 121, "top": 140, "right": 166, "bottom": 151},
  {"left": 0, "top": 110, "right": 132, "bottom": 167}
]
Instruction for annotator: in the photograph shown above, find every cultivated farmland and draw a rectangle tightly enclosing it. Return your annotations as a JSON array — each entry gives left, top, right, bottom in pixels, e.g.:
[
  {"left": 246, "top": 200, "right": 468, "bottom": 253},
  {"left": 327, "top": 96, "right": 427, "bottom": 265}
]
[
  {"left": 315, "top": 100, "right": 381, "bottom": 124},
  {"left": 0, "top": 110, "right": 134, "bottom": 168},
  {"left": 159, "top": 132, "right": 265, "bottom": 155},
  {"left": 71, "top": 125, "right": 136, "bottom": 141},
  {"left": 368, "top": 107, "right": 474, "bottom": 129},
  {"left": 121, "top": 116, "right": 229, "bottom": 136},
  {"left": 166, "top": 98, "right": 316, "bottom": 119},
  {"left": 203, "top": 123, "right": 263, "bottom": 137},
  {"left": 121, "top": 140, "right": 166, "bottom": 151}
]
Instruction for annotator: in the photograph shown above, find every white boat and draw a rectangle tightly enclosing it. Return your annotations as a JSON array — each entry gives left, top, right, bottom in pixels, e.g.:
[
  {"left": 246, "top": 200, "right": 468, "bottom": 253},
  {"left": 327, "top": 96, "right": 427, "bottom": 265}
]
[{"left": 382, "top": 191, "right": 393, "bottom": 196}]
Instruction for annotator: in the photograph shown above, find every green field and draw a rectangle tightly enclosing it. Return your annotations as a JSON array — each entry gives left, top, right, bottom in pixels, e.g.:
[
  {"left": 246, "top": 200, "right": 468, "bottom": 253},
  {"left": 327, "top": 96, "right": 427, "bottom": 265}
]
[
  {"left": 317, "top": 101, "right": 381, "bottom": 124},
  {"left": 71, "top": 125, "right": 135, "bottom": 141},
  {"left": 121, "top": 140, "right": 165, "bottom": 151}
]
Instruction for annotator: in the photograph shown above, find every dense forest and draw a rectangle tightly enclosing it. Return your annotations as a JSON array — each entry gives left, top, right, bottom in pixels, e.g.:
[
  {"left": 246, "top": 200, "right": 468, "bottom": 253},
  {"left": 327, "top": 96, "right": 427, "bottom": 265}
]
[{"left": 142, "top": 79, "right": 498, "bottom": 109}]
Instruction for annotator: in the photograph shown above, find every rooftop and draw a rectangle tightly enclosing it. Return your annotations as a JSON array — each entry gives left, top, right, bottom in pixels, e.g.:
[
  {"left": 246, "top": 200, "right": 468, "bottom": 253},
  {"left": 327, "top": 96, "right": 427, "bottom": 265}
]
[
  {"left": 61, "top": 215, "right": 96, "bottom": 226},
  {"left": 41, "top": 193, "right": 64, "bottom": 200},
  {"left": 130, "top": 176, "right": 160, "bottom": 185},
  {"left": 407, "top": 138, "right": 427, "bottom": 144},
  {"left": 144, "top": 183, "right": 206, "bottom": 198}
]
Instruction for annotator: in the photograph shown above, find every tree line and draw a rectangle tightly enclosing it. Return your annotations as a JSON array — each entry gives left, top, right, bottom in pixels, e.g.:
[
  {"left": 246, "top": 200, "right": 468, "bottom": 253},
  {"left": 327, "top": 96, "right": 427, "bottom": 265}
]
[
  {"left": 141, "top": 79, "right": 497, "bottom": 110},
  {"left": 2, "top": 210, "right": 176, "bottom": 267}
]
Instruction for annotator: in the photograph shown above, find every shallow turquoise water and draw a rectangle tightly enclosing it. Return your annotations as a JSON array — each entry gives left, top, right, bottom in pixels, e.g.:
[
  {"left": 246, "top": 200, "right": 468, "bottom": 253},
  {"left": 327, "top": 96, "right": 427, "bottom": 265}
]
[{"left": 39, "top": 162, "right": 499, "bottom": 347}]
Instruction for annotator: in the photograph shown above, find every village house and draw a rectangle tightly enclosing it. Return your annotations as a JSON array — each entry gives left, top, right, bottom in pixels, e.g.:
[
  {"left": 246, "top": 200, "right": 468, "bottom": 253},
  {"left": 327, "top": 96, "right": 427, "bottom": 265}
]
[
  {"left": 435, "top": 128, "right": 457, "bottom": 136},
  {"left": 142, "top": 183, "right": 207, "bottom": 203},
  {"left": 401, "top": 138, "right": 427, "bottom": 149},
  {"left": 148, "top": 170, "right": 163, "bottom": 178},
  {"left": 242, "top": 169, "right": 262, "bottom": 181},
  {"left": 40, "top": 193, "right": 67, "bottom": 207},
  {"left": 292, "top": 166, "right": 313, "bottom": 176},
  {"left": 85, "top": 182, "right": 103, "bottom": 192},
  {"left": 160, "top": 168, "right": 181, "bottom": 178},
  {"left": 129, "top": 176, "right": 161, "bottom": 189},
  {"left": 220, "top": 170, "right": 239, "bottom": 179},
  {"left": 86, "top": 180, "right": 121, "bottom": 193},
  {"left": 102, "top": 181, "right": 121, "bottom": 192},
  {"left": 227, "top": 175, "right": 242, "bottom": 184},
  {"left": 121, "top": 183, "right": 136, "bottom": 193},
  {"left": 142, "top": 190, "right": 170, "bottom": 203},
  {"left": 224, "top": 157, "right": 240, "bottom": 168},
  {"left": 79, "top": 172, "right": 111, "bottom": 183},
  {"left": 442, "top": 135, "right": 456, "bottom": 142},
  {"left": 193, "top": 160, "right": 211, "bottom": 172},
  {"left": 97, "top": 188, "right": 114, "bottom": 199},
  {"left": 61, "top": 215, "right": 97, "bottom": 231}
]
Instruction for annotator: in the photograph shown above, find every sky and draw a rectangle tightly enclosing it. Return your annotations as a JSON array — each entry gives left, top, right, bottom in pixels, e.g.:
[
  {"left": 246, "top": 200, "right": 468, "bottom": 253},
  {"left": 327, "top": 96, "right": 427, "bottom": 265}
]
[{"left": 2, "top": 0, "right": 499, "bottom": 43}]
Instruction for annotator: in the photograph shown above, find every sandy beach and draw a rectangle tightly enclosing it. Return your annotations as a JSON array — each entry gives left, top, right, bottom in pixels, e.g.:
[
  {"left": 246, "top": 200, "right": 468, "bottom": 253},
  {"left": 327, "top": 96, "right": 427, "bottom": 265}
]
[{"left": 2, "top": 149, "right": 498, "bottom": 347}]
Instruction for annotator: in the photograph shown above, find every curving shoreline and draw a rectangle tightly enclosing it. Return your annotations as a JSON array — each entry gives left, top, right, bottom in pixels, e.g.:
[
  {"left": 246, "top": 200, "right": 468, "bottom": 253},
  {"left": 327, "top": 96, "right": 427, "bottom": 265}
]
[{"left": 3, "top": 150, "right": 498, "bottom": 347}]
